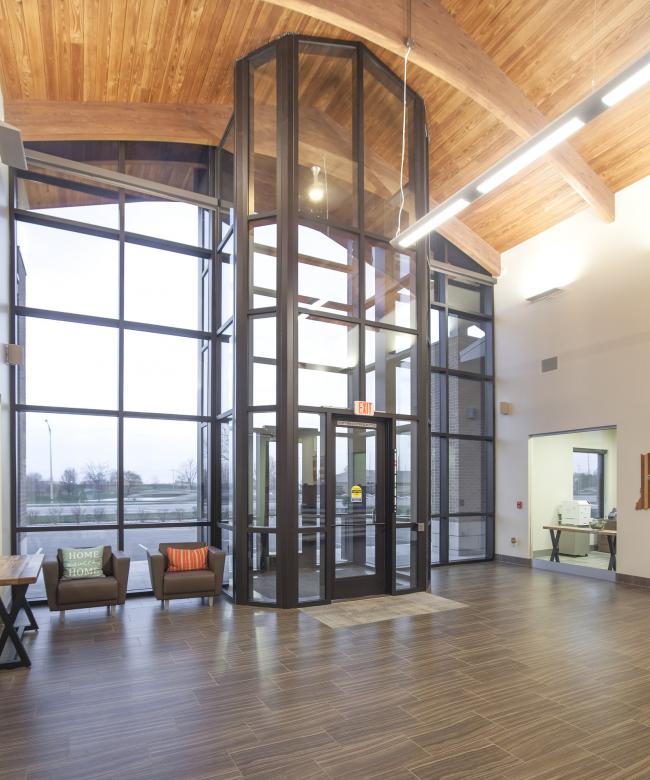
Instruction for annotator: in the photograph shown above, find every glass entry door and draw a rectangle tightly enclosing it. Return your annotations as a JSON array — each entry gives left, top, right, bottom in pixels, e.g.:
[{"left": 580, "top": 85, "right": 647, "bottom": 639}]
[{"left": 329, "top": 418, "right": 388, "bottom": 598}]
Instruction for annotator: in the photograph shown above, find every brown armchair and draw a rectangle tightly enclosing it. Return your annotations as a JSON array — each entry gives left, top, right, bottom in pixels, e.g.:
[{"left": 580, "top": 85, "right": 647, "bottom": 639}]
[
  {"left": 42, "top": 546, "right": 130, "bottom": 622},
  {"left": 147, "top": 542, "right": 225, "bottom": 609}
]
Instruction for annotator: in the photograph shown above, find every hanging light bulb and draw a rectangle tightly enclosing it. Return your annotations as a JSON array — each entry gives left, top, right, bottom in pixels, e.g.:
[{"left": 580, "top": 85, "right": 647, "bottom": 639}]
[{"left": 307, "top": 165, "right": 324, "bottom": 203}]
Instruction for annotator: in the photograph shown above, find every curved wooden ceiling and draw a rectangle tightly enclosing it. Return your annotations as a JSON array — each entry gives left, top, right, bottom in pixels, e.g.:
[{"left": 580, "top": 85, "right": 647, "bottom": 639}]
[{"left": 0, "top": 0, "right": 649, "bottom": 269}]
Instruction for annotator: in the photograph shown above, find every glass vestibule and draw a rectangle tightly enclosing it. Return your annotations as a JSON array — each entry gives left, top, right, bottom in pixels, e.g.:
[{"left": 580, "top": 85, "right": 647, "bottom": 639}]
[{"left": 233, "top": 35, "right": 429, "bottom": 607}]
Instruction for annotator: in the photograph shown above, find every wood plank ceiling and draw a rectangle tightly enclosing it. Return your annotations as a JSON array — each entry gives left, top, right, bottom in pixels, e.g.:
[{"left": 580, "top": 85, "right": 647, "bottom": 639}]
[{"left": 0, "top": 0, "right": 648, "bottom": 262}]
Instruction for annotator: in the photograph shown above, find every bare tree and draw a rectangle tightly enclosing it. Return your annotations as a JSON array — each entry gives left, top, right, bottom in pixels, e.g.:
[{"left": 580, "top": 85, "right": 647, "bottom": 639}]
[
  {"left": 124, "top": 470, "right": 143, "bottom": 496},
  {"left": 177, "top": 458, "right": 197, "bottom": 489},
  {"left": 84, "top": 462, "right": 109, "bottom": 497},
  {"left": 59, "top": 468, "right": 78, "bottom": 499}
]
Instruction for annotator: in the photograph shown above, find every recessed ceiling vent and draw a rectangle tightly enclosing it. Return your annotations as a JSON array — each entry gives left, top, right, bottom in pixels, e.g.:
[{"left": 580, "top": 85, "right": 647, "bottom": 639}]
[{"left": 541, "top": 356, "right": 558, "bottom": 373}]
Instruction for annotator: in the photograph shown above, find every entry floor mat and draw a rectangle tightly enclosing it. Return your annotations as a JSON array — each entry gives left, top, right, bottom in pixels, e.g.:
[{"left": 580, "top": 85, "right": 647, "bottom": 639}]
[{"left": 300, "top": 591, "right": 467, "bottom": 628}]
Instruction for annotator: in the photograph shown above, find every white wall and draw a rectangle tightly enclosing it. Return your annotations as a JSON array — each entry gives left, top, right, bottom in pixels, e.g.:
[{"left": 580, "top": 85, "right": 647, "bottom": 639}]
[
  {"left": 529, "top": 428, "right": 617, "bottom": 554},
  {"left": 0, "top": 87, "right": 11, "bottom": 568},
  {"left": 495, "top": 175, "right": 650, "bottom": 578}
]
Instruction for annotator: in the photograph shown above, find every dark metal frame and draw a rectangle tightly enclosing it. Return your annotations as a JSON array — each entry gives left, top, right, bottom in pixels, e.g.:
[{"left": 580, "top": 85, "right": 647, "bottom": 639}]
[
  {"left": 572, "top": 447, "right": 606, "bottom": 520},
  {"left": 233, "top": 35, "right": 429, "bottom": 608},
  {"left": 429, "top": 267, "right": 496, "bottom": 567},
  {"left": 9, "top": 139, "right": 235, "bottom": 597}
]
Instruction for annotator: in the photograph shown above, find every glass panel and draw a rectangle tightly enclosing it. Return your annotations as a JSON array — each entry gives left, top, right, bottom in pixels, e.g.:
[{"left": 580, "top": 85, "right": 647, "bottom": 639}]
[
  {"left": 18, "top": 530, "right": 118, "bottom": 600},
  {"left": 201, "top": 346, "right": 210, "bottom": 417},
  {"left": 124, "top": 141, "right": 210, "bottom": 195},
  {"left": 220, "top": 252, "right": 234, "bottom": 324},
  {"left": 431, "top": 436, "right": 441, "bottom": 517},
  {"left": 249, "top": 222, "right": 277, "bottom": 308},
  {"left": 16, "top": 169, "right": 119, "bottom": 229},
  {"left": 448, "top": 315, "right": 491, "bottom": 376},
  {"left": 201, "top": 268, "right": 211, "bottom": 332},
  {"left": 199, "top": 424, "right": 209, "bottom": 522},
  {"left": 252, "top": 316, "right": 276, "bottom": 406},
  {"left": 124, "top": 331, "right": 199, "bottom": 415},
  {"left": 298, "top": 413, "right": 324, "bottom": 528},
  {"left": 449, "top": 439, "right": 488, "bottom": 515},
  {"left": 220, "top": 123, "right": 235, "bottom": 204},
  {"left": 221, "top": 326, "right": 233, "bottom": 413},
  {"left": 449, "top": 516, "right": 487, "bottom": 561},
  {"left": 431, "top": 518, "right": 440, "bottom": 565},
  {"left": 124, "top": 196, "right": 201, "bottom": 247},
  {"left": 573, "top": 451, "right": 604, "bottom": 519},
  {"left": 298, "top": 42, "right": 357, "bottom": 226},
  {"left": 249, "top": 52, "right": 277, "bottom": 215},
  {"left": 431, "top": 373, "right": 445, "bottom": 433},
  {"left": 24, "top": 140, "right": 118, "bottom": 167},
  {"left": 124, "top": 243, "right": 201, "bottom": 330},
  {"left": 22, "top": 318, "right": 118, "bottom": 410},
  {"left": 250, "top": 532, "right": 277, "bottom": 603},
  {"left": 298, "top": 316, "right": 358, "bottom": 409},
  {"left": 365, "top": 241, "right": 416, "bottom": 328},
  {"left": 396, "top": 525, "right": 416, "bottom": 591},
  {"left": 298, "top": 531, "right": 325, "bottom": 602},
  {"left": 17, "top": 412, "right": 117, "bottom": 527},
  {"left": 298, "top": 224, "right": 358, "bottom": 318},
  {"left": 220, "top": 419, "right": 234, "bottom": 524},
  {"left": 447, "top": 279, "right": 486, "bottom": 315},
  {"left": 396, "top": 422, "right": 416, "bottom": 523},
  {"left": 430, "top": 308, "right": 444, "bottom": 368},
  {"left": 364, "top": 56, "right": 415, "bottom": 238},
  {"left": 335, "top": 424, "right": 377, "bottom": 579},
  {"left": 365, "top": 326, "right": 416, "bottom": 415},
  {"left": 123, "top": 418, "right": 200, "bottom": 523},
  {"left": 219, "top": 526, "right": 234, "bottom": 592},
  {"left": 449, "top": 377, "right": 491, "bottom": 436},
  {"left": 124, "top": 527, "right": 207, "bottom": 592},
  {"left": 16, "top": 222, "right": 119, "bottom": 318},
  {"left": 249, "top": 413, "right": 277, "bottom": 529}
]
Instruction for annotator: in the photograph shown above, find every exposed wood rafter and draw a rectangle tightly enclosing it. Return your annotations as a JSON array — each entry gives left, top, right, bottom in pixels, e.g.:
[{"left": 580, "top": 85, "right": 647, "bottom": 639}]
[{"left": 261, "top": 0, "right": 615, "bottom": 222}]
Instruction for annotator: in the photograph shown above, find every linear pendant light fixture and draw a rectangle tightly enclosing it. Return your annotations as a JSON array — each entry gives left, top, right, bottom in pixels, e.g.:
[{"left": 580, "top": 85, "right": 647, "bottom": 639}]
[{"left": 392, "top": 49, "right": 650, "bottom": 251}]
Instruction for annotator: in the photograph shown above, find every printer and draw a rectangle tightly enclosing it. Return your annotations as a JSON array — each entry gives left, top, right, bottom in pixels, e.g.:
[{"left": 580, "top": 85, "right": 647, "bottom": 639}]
[{"left": 557, "top": 499, "right": 592, "bottom": 556}]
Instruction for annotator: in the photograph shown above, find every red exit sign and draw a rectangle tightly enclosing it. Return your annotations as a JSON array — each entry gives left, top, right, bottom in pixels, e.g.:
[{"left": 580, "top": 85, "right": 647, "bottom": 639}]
[{"left": 354, "top": 401, "right": 375, "bottom": 416}]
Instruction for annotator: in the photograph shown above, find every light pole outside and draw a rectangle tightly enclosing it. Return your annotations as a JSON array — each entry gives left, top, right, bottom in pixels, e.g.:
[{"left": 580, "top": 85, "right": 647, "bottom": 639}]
[{"left": 44, "top": 418, "right": 53, "bottom": 502}]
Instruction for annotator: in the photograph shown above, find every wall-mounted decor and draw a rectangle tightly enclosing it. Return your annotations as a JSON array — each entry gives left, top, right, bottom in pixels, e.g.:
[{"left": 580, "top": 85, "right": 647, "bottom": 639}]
[{"left": 635, "top": 453, "right": 650, "bottom": 510}]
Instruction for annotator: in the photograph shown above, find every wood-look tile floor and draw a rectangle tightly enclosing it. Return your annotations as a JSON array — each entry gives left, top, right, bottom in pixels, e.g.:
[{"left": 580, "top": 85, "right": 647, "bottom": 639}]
[{"left": 3, "top": 562, "right": 650, "bottom": 779}]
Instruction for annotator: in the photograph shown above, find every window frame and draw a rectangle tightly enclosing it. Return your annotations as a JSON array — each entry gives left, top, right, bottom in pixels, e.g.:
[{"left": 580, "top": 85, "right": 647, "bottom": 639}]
[{"left": 572, "top": 447, "right": 606, "bottom": 520}]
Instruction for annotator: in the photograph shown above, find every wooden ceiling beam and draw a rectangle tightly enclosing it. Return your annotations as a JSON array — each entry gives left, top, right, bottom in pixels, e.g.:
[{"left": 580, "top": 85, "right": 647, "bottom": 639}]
[
  {"left": 261, "top": 0, "right": 615, "bottom": 222},
  {"left": 7, "top": 96, "right": 501, "bottom": 275},
  {"left": 6, "top": 99, "right": 232, "bottom": 145}
]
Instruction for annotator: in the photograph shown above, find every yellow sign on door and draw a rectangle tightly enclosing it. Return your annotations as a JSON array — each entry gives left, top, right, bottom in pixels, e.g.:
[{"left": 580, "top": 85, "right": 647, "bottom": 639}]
[{"left": 351, "top": 484, "right": 363, "bottom": 503}]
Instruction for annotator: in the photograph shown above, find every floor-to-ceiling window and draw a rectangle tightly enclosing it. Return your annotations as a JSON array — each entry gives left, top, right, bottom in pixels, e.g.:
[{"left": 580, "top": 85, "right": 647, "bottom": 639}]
[
  {"left": 11, "top": 139, "right": 233, "bottom": 597},
  {"left": 430, "top": 236, "right": 495, "bottom": 564}
]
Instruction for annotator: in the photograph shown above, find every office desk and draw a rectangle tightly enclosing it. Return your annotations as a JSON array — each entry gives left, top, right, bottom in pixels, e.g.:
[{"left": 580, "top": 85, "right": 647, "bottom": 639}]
[
  {"left": 0, "top": 554, "right": 43, "bottom": 670},
  {"left": 543, "top": 524, "right": 617, "bottom": 571}
]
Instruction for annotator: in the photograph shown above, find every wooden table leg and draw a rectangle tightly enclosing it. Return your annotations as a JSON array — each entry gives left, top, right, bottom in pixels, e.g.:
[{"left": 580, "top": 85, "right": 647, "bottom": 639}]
[
  {"left": 0, "top": 585, "right": 32, "bottom": 670},
  {"left": 549, "top": 529, "right": 561, "bottom": 562},
  {"left": 607, "top": 535, "right": 617, "bottom": 571}
]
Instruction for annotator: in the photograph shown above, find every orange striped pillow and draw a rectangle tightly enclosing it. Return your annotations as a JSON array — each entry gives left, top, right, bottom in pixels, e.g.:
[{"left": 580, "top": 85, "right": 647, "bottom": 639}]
[{"left": 166, "top": 546, "right": 209, "bottom": 572}]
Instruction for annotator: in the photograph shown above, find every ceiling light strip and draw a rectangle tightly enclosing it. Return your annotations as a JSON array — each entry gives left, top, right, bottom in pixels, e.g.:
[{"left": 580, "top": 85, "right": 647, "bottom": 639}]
[{"left": 393, "top": 49, "right": 650, "bottom": 251}]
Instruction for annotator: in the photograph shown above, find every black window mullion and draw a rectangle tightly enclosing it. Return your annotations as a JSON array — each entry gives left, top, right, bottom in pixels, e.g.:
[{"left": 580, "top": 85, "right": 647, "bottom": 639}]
[{"left": 117, "top": 155, "right": 126, "bottom": 553}]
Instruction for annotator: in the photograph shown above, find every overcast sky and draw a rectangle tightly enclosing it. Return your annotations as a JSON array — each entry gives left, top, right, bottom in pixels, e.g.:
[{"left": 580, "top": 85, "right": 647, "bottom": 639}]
[{"left": 20, "top": 202, "right": 413, "bottom": 484}]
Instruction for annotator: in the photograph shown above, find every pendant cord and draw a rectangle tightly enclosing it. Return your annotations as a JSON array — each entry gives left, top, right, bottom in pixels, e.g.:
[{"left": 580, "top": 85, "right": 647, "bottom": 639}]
[{"left": 396, "top": 0, "right": 414, "bottom": 240}]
